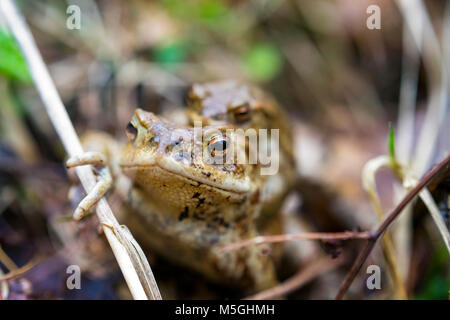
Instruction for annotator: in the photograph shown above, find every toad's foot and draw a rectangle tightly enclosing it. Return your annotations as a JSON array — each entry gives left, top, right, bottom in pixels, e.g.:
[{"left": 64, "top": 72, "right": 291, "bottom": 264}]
[{"left": 66, "top": 151, "right": 113, "bottom": 221}]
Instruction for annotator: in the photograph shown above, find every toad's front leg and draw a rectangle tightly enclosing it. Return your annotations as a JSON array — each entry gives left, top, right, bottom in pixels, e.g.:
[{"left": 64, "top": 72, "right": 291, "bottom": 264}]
[{"left": 66, "top": 151, "right": 113, "bottom": 220}]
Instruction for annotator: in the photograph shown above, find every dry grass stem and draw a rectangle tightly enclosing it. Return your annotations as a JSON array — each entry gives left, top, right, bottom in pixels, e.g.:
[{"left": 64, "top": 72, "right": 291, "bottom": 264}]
[
  {"left": 0, "top": 0, "right": 161, "bottom": 300},
  {"left": 335, "top": 154, "right": 450, "bottom": 299},
  {"left": 362, "top": 156, "right": 408, "bottom": 299}
]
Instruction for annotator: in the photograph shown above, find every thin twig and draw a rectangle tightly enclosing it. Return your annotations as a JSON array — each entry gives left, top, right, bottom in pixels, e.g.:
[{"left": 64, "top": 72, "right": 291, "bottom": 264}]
[
  {"left": 0, "top": 245, "right": 18, "bottom": 272},
  {"left": 0, "top": 0, "right": 161, "bottom": 300},
  {"left": 335, "top": 154, "right": 450, "bottom": 300},
  {"left": 0, "top": 256, "right": 42, "bottom": 281},
  {"left": 220, "top": 231, "right": 370, "bottom": 253},
  {"left": 245, "top": 255, "right": 346, "bottom": 300}
]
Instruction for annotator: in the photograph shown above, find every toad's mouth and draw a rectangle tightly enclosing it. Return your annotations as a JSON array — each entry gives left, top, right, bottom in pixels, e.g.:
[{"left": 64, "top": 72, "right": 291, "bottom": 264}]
[{"left": 120, "top": 162, "right": 250, "bottom": 195}]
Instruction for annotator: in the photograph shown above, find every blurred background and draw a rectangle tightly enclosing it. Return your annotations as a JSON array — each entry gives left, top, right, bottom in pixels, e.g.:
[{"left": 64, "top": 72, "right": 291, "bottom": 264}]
[{"left": 0, "top": 0, "right": 448, "bottom": 299}]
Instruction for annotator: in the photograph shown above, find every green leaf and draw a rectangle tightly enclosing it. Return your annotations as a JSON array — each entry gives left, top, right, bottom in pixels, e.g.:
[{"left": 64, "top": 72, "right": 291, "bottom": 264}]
[
  {"left": 162, "top": 0, "right": 231, "bottom": 30},
  {"left": 197, "top": 0, "right": 229, "bottom": 24},
  {"left": 388, "top": 122, "right": 396, "bottom": 163},
  {"left": 414, "top": 245, "right": 450, "bottom": 300},
  {"left": 154, "top": 40, "right": 189, "bottom": 71},
  {"left": 0, "top": 29, "right": 31, "bottom": 83},
  {"left": 243, "top": 43, "right": 283, "bottom": 82}
]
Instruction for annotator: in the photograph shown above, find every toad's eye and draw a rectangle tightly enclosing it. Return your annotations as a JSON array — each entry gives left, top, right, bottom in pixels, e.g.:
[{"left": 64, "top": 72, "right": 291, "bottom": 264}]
[
  {"left": 233, "top": 104, "right": 251, "bottom": 123},
  {"left": 125, "top": 121, "right": 138, "bottom": 141},
  {"left": 208, "top": 135, "right": 229, "bottom": 158}
]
